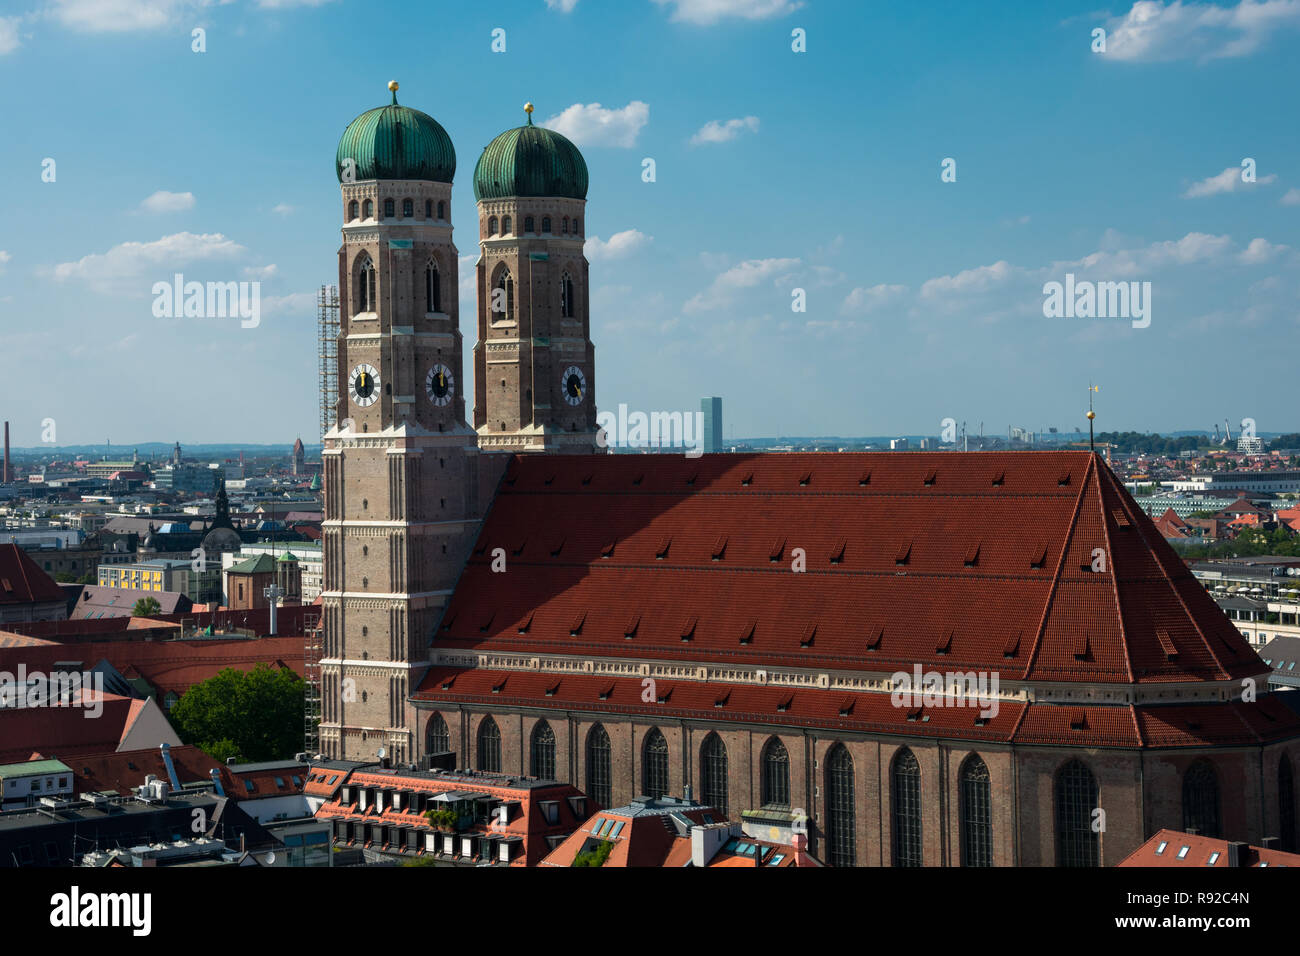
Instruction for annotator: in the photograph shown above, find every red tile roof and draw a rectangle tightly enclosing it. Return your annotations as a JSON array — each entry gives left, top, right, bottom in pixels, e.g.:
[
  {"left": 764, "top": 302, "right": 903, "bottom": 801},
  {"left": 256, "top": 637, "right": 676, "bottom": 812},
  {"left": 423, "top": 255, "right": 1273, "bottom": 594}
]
[
  {"left": 0, "top": 693, "right": 156, "bottom": 763},
  {"left": 428, "top": 452, "right": 1262, "bottom": 685},
  {"left": 0, "top": 544, "right": 65, "bottom": 606},
  {"left": 1120, "top": 828, "right": 1300, "bottom": 867}
]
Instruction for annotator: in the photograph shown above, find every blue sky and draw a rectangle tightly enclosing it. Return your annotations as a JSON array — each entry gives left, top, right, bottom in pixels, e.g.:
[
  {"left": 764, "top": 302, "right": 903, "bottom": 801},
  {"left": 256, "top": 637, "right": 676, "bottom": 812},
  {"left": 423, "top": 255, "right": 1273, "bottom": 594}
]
[{"left": 2, "top": 0, "right": 1299, "bottom": 445}]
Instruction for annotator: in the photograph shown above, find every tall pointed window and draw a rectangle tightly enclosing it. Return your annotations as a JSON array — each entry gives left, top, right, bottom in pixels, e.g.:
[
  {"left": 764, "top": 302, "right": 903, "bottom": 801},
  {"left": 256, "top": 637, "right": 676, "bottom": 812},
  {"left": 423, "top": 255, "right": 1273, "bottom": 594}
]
[
  {"left": 960, "top": 754, "right": 992, "bottom": 867},
  {"left": 531, "top": 720, "right": 556, "bottom": 780},
  {"left": 402, "top": 198, "right": 413, "bottom": 217},
  {"left": 761, "top": 737, "right": 789, "bottom": 809},
  {"left": 561, "top": 273, "right": 575, "bottom": 318},
  {"left": 643, "top": 728, "right": 669, "bottom": 799},
  {"left": 1183, "top": 760, "right": 1221, "bottom": 839},
  {"left": 356, "top": 255, "right": 375, "bottom": 313},
  {"left": 383, "top": 198, "right": 395, "bottom": 218},
  {"left": 502, "top": 215, "right": 512, "bottom": 234},
  {"left": 825, "top": 744, "right": 855, "bottom": 867},
  {"left": 573, "top": 217, "right": 581, "bottom": 236},
  {"left": 562, "top": 216, "right": 569, "bottom": 234},
  {"left": 891, "top": 748, "right": 923, "bottom": 867},
  {"left": 477, "top": 716, "right": 501, "bottom": 773},
  {"left": 425, "top": 261, "right": 441, "bottom": 313},
  {"left": 488, "top": 216, "right": 498, "bottom": 236},
  {"left": 542, "top": 216, "right": 551, "bottom": 233},
  {"left": 363, "top": 199, "right": 373, "bottom": 219},
  {"left": 587, "top": 724, "right": 611, "bottom": 807},
  {"left": 348, "top": 200, "right": 358, "bottom": 220},
  {"left": 437, "top": 201, "right": 445, "bottom": 219},
  {"left": 424, "top": 199, "right": 432, "bottom": 218},
  {"left": 701, "top": 733, "right": 728, "bottom": 815},
  {"left": 524, "top": 215, "right": 535, "bottom": 233},
  {"left": 426, "top": 713, "right": 449, "bottom": 754},
  {"left": 1055, "top": 758, "right": 1100, "bottom": 866},
  {"left": 1281, "top": 755, "right": 1296, "bottom": 852}
]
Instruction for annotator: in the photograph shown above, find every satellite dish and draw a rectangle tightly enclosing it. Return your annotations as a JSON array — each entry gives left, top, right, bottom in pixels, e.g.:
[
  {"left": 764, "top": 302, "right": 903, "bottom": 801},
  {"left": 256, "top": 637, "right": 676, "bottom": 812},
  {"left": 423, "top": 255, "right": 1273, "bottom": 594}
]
[{"left": 377, "top": 747, "right": 387, "bottom": 760}]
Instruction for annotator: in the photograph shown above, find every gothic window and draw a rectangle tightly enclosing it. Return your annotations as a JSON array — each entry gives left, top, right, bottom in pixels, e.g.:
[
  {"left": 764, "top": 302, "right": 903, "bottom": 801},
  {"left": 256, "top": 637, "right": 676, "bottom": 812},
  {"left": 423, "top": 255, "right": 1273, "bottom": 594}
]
[
  {"left": 402, "top": 198, "right": 413, "bottom": 218},
  {"left": 587, "top": 725, "right": 611, "bottom": 807},
  {"left": 492, "top": 267, "right": 514, "bottom": 323},
  {"left": 573, "top": 217, "right": 581, "bottom": 236},
  {"left": 1055, "top": 758, "right": 1100, "bottom": 867},
  {"left": 562, "top": 216, "right": 569, "bottom": 234},
  {"left": 502, "top": 215, "right": 512, "bottom": 234},
  {"left": 477, "top": 716, "right": 501, "bottom": 772},
  {"left": 356, "top": 256, "right": 375, "bottom": 313},
  {"left": 437, "top": 201, "right": 445, "bottom": 219},
  {"left": 426, "top": 713, "right": 449, "bottom": 754},
  {"left": 531, "top": 720, "right": 556, "bottom": 780},
  {"left": 424, "top": 199, "right": 432, "bottom": 218},
  {"left": 383, "top": 198, "right": 395, "bottom": 218},
  {"left": 891, "top": 748, "right": 923, "bottom": 867},
  {"left": 760, "top": 737, "right": 789, "bottom": 809},
  {"left": 1183, "top": 760, "right": 1221, "bottom": 839},
  {"left": 701, "top": 733, "right": 728, "bottom": 815},
  {"left": 348, "top": 200, "right": 358, "bottom": 220},
  {"left": 959, "top": 754, "right": 992, "bottom": 867},
  {"left": 561, "top": 273, "right": 575, "bottom": 318},
  {"left": 542, "top": 216, "right": 551, "bottom": 233},
  {"left": 363, "top": 199, "right": 373, "bottom": 219},
  {"left": 425, "top": 261, "right": 441, "bottom": 313},
  {"left": 1281, "top": 755, "right": 1296, "bottom": 852},
  {"left": 825, "top": 744, "right": 855, "bottom": 867},
  {"left": 488, "top": 216, "right": 498, "bottom": 236},
  {"left": 643, "top": 728, "right": 669, "bottom": 799},
  {"left": 524, "top": 216, "right": 535, "bottom": 233}
]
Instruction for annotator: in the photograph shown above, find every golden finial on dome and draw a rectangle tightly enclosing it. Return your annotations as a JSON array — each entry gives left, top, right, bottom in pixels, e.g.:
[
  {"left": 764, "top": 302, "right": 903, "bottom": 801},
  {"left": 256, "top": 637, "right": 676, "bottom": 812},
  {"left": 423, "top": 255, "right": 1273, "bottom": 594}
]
[
  {"left": 524, "top": 101, "right": 534, "bottom": 124},
  {"left": 389, "top": 80, "right": 399, "bottom": 92}
]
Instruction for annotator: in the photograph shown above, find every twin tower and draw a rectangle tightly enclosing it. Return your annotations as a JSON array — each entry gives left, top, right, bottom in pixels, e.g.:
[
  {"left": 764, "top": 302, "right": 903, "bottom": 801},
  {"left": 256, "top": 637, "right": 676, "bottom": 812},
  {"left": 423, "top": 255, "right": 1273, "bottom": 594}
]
[{"left": 319, "top": 84, "right": 600, "bottom": 762}]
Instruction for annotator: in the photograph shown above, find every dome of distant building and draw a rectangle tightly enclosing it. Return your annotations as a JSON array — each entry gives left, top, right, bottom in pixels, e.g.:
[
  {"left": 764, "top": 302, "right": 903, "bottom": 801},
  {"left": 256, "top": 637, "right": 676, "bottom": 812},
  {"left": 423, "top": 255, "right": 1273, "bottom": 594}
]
[
  {"left": 202, "top": 526, "right": 242, "bottom": 554},
  {"left": 336, "top": 85, "right": 456, "bottom": 184},
  {"left": 473, "top": 108, "right": 588, "bottom": 201}
]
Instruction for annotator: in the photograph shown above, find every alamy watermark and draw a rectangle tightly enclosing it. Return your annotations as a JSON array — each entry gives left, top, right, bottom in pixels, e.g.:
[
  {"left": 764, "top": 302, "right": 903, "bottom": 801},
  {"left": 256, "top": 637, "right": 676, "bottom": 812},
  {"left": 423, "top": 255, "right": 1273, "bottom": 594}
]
[
  {"left": 152, "top": 273, "right": 261, "bottom": 328},
  {"left": 890, "top": 664, "right": 1000, "bottom": 719},
  {"left": 0, "top": 666, "right": 105, "bottom": 719},
  {"left": 596, "top": 403, "right": 705, "bottom": 458},
  {"left": 1043, "top": 273, "right": 1150, "bottom": 329}
]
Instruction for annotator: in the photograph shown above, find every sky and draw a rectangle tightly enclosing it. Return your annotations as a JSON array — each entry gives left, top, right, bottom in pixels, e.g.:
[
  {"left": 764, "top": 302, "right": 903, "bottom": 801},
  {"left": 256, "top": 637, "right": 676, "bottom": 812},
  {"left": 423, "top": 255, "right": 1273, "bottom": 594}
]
[{"left": 2, "top": 0, "right": 1299, "bottom": 446}]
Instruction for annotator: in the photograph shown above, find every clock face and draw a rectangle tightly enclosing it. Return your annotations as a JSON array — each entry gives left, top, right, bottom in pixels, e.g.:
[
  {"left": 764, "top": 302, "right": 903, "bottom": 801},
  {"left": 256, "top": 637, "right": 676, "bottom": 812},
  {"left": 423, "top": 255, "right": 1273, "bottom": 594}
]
[
  {"left": 426, "top": 364, "right": 455, "bottom": 406},
  {"left": 349, "top": 364, "right": 380, "bottom": 407},
  {"left": 562, "top": 366, "right": 587, "bottom": 406}
]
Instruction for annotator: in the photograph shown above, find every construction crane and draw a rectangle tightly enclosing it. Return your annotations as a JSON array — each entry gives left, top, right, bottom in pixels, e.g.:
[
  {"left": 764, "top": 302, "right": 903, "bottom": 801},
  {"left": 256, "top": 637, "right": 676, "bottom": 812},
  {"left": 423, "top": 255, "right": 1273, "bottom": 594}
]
[
  {"left": 1213, "top": 423, "right": 1220, "bottom": 443},
  {"left": 1224, "top": 418, "right": 1233, "bottom": 444}
]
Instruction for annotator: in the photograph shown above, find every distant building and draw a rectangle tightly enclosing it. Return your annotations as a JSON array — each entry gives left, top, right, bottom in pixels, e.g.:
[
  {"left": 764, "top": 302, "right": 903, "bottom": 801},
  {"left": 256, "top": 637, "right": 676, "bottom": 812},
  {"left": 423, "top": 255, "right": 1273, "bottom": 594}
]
[
  {"left": 0, "top": 545, "right": 67, "bottom": 623},
  {"left": 701, "top": 397, "right": 723, "bottom": 454},
  {"left": 890, "top": 437, "right": 909, "bottom": 450},
  {"left": 292, "top": 437, "right": 306, "bottom": 476}
]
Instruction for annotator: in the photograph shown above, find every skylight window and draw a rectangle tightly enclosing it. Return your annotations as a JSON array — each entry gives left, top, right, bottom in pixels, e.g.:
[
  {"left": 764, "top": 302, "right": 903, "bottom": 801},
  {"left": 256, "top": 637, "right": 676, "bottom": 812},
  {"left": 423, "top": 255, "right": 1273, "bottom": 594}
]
[
  {"left": 1155, "top": 841, "right": 1167, "bottom": 855},
  {"left": 1207, "top": 852, "right": 1220, "bottom": 865},
  {"left": 1177, "top": 845, "right": 1190, "bottom": 859}
]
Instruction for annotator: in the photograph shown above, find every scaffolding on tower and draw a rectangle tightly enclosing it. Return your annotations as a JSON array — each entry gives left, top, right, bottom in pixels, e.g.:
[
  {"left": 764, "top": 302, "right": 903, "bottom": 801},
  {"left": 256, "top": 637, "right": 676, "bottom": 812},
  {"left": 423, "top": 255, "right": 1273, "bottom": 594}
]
[{"left": 318, "top": 285, "right": 340, "bottom": 443}]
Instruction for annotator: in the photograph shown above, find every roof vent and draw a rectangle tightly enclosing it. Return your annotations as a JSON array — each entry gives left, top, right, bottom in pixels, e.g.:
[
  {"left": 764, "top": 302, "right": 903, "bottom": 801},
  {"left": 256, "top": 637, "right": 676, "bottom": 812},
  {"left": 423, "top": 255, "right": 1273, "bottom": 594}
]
[
  {"left": 799, "top": 624, "right": 816, "bottom": 648},
  {"left": 550, "top": 536, "right": 565, "bottom": 557},
  {"left": 776, "top": 695, "right": 793, "bottom": 713},
  {"left": 1073, "top": 633, "right": 1090, "bottom": 660},
  {"left": 680, "top": 616, "right": 698, "bottom": 642},
  {"left": 632, "top": 473, "right": 643, "bottom": 486},
  {"left": 714, "top": 691, "right": 730, "bottom": 709},
  {"left": 511, "top": 538, "right": 527, "bottom": 556},
  {"left": 829, "top": 538, "right": 846, "bottom": 565},
  {"left": 838, "top": 699, "right": 854, "bottom": 717},
  {"left": 1003, "top": 632, "right": 1021, "bottom": 658},
  {"left": 478, "top": 611, "right": 495, "bottom": 633},
  {"left": 963, "top": 542, "right": 980, "bottom": 567},
  {"left": 600, "top": 539, "right": 616, "bottom": 558},
  {"left": 1069, "top": 710, "right": 1088, "bottom": 731},
  {"left": 1112, "top": 509, "right": 1131, "bottom": 528},
  {"left": 936, "top": 630, "right": 953, "bottom": 655},
  {"left": 1058, "top": 471, "right": 1071, "bottom": 486},
  {"left": 895, "top": 540, "right": 912, "bottom": 565},
  {"left": 598, "top": 684, "right": 614, "bottom": 701},
  {"left": 1156, "top": 628, "right": 1178, "bottom": 660},
  {"left": 799, "top": 471, "right": 812, "bottom": 487},
  {"left": 655, "top": 536, "right": 671, "bottom": 560},
  {"left": 923, "top": 469, "right": 937, "bottom": 486},
  {"left": 711, "top": 536, "right": 728, "bottom": 561},
  {"left": 739, "top": 621, "right": 755, "bottom": 645},
  {"left": 624, "top": 613, "right": 640, "bottom": 639},
  {"left": 768, "top": 538, "right": 785, "bottom": 563},
  {"left": 859, "top": 469, "right": 871, "bottom": 486},
  {"left": 991, "top": 470, "right": 1005, "bottom": 486},
  {"left": 545, "top": 681, "right": 560, "bottom": 697},
  {"left": 517, "top": 611, "right": 534, "bottom": 634},
  {"left": 866, "top": 626, "right": 883, "bottom": 651},
  {"left": 1030, "top": 542, "right": 1047, "bottom": 569},
  {"left": 741, "top": 471, "right": 753, "bottom": 487},
  {"left": 569, "top": 611, "right": 586, "bottom": 636}
]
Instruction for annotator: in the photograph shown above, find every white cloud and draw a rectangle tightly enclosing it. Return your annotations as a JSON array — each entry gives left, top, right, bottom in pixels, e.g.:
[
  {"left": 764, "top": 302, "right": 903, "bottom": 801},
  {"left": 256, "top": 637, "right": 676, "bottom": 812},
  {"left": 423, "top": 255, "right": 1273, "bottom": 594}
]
[
  {"left": 243, "top": 264, "right": 278, "bottom": 279},
  {"left": 690, "top": 116, "right": 759, "bottom": 145},
  {"left": 138, "top": 190, "right": 195, "bottom": 214},
  {"left": 651, "top": 0, "right": 804, "bottom": 25},
  {"left": 840, "top": 284, "right": 907, "bottom": 315},
  {"left": 271, "top": 202, "right": 294, "bottom": 216},
  {"left": 0, "top": 250, "right": 9, "bottom": 273},
  {"left": 1102, "top": 0, "right": 1300, "bottom": 62},
  {"left": 259, "top": 292, "right": 316, "bottom": 318},
  {"left": 684, "top": 257, "right": 800, "bottom": 313},
  {"left": 0, "top": 16, "right": 20, "bottom": 54},
  {"left": 48, "top": 232, "right": 246, "bottom": 293},
  {"left": 1282, "top": 188, "right": 1300, "bottom": 206},
  {"left": 459, "top": 254, "right": 477, "bottom": 311},
  {"left": 545, "top": 0, "right": 579, "bottom": 10},
  {"left": 543, "top": 101, "right": 649, "bottom": 148},
  {"left": 1238, "top": 237, "right": 1289, "bottom": 263},
  {"left": 920, "top": 261, "right": 1017, "bottom": 298},
  {"left": 1060, "top": 231, "right": 1234, "bottom": 275},
  {"left": 47, "top": 0, "right": 190, "bottom": 32},
  {"left": 257, "top": 0, "right": 337, "bottom": 7},
  {"left": 1183, "top": 165, "right": 1276, "bottom": 198},
  {"left": 585, "top": 230, "right": 652, "bottom": 261}
]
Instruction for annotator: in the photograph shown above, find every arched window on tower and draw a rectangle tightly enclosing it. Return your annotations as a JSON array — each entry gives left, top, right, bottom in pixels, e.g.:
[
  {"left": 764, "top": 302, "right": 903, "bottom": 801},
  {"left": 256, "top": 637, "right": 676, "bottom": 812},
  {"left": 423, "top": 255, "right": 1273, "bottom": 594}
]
[
  {"left": 573, "top": 218, "right": 581, "bottom": 236},
  {"left": 477, "top": 716, "right": 501, "bottom": 773},
  {"left": 426, "top": 713, "right": 449, "bottom": 754},
  {"left": 1281, "top": 755, "right": 1296, "bottom": 852},
  {"left": 356, "top": 255, "right": 375, "bottom": 313},
  {"left": 437, "top": 201, "right": 445, "bottom": 219},
  {"left": 1055, "top": 758, "right": 1100, "bottom": 866},
  {"left": 425, "top": 261, "right": 441, "bottom": 313},
  {"left": 561, "top": 272, "right": 575, "bottom": 318},
  {"left": 402, "top": 198, "right": 413, "bottom": 218},
  {"left": 363, "top": 199, "right": 373, "bottom": 219},
  {"left": 492, "top": 267, "right": 514, "bottom": 323},
  {"left": 643, "top": 728, "right": 669, "bottom": 799},
  {"left": 531, "top": 720, "right": 556, "bottom": 779},
  {"left": 701, "top": 733, "right": 728, "bottom": 815},
  {"left": 825, "top": 744, "right": 855, "bottom": 867},
  {"left": 960, "top": 754, "right": 992, "bottom": 867},
  {"left": 502, "top": 215, "right": 512, "bottom": 235},
  {"left": 542, "top": 216, "right": 551, "bottom": 233},
  {"left": 488, "top": 216, "right": 499, "bottom": 236},
  {"left": 891, "top": 748, "right": 923, "bottom": 867},
  {"left": 586, "top": 724, "right": 611, "bottom": 807},
  {"left": 348, "top": 200, "right": 359, "bottom": 220},
  {"left": 1183, "top": 760, "right": 1221, "bottom": 839},
  {"left": 524, "top": 215, "right": 535, "bottom": 234},
  {"left": 562, "top": 216, "right": 569, "bottom": 234},
  {"left": 383, "top": 198, "right": 395, "bottom": 218},
  {"left": 760, "top": 737, "right": 789, "bottom": 809}
]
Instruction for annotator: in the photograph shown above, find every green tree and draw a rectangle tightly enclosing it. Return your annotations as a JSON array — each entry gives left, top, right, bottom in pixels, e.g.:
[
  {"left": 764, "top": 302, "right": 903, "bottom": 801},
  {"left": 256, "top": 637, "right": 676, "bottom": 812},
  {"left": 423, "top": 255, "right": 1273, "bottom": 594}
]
[
  {"left": 572, "top": 840, "right": 614, "bottom": 867},
  {"left": 169, "top": 664, "right": 305, "bottom": 763},
  {"left": 132, "top": 596, "right": 162, "bottom": 616}
]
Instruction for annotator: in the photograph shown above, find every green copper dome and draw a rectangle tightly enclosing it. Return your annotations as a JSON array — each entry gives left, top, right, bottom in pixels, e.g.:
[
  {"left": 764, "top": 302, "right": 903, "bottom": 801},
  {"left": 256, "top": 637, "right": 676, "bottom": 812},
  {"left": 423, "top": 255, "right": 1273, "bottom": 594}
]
[
  {"left": 336, "top": 86, "right": 456, "bottom": 184},
  {"left": 473, "top": 110, "right": 588, "bottom": 201}
]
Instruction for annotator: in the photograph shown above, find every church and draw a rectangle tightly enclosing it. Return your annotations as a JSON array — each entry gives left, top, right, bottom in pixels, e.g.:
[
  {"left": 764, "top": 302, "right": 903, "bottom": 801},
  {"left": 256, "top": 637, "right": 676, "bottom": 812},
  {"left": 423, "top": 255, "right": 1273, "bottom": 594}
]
[{"left": 318, "top": 83, "right": 1300, "bottom": 866}]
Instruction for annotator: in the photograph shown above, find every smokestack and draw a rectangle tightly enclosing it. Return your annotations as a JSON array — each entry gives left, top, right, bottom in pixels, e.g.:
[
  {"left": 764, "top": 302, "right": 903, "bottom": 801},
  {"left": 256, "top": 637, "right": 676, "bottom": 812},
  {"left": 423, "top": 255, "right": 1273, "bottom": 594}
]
[{"left": 2, "top": 421, "right": 9, "bottom": 484}]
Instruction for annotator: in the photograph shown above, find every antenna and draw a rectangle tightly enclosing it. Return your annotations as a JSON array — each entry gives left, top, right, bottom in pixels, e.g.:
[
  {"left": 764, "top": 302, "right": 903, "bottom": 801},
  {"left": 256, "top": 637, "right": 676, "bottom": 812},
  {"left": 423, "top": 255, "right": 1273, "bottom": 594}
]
[{"left": 1087, "top": 383, "right": 1100, "bottom": 452}]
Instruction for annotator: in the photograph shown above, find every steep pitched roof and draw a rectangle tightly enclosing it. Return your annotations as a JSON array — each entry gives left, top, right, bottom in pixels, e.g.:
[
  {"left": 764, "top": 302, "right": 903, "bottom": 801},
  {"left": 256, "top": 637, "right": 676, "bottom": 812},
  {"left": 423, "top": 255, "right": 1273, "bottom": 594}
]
[
  {"left": 429, "top": 452, "right": 1260, "bottom": 686},
  {"left": 0, "top": 544, "right": 65, "bottom": 606}
]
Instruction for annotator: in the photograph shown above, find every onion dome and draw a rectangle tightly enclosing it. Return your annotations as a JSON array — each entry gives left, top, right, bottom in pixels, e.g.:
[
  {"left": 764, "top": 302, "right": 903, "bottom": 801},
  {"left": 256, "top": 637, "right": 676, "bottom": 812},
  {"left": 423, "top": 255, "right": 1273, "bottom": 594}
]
[
  {"left": 336, "top": 81, "right": 456, "bottom": 184},
  {"left": 473, "top": 102, "right": 588, "bottom": 201}
]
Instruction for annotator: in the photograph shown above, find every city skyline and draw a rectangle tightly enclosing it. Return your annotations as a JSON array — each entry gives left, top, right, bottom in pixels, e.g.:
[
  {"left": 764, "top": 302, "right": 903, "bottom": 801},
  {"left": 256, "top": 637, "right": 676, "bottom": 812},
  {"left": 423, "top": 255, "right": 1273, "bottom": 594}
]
[{"left": 4, "top": 0, "right": 1299, "bottom": 444}]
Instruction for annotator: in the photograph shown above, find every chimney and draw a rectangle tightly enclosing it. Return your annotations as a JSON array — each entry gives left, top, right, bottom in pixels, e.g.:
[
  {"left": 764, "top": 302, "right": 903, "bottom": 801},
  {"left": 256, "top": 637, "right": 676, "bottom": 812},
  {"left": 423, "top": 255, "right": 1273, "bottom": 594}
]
[
  {"left": 1226, "top": 841, "right": 1248, "bottom": 867},
  {"left": 2, "top": 421, "right": 10, "bottom": 484},
  {"left": 1261, "top": 836, "right": 1279, "bottom": 850}
]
